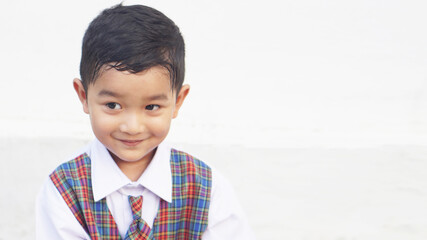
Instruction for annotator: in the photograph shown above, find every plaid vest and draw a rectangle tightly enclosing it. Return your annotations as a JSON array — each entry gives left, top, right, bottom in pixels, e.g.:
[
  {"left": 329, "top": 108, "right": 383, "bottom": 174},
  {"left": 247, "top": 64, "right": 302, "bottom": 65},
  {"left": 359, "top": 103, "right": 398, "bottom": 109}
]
[{"left": 50, "top": 149, "right": 212, "bottom": 239}]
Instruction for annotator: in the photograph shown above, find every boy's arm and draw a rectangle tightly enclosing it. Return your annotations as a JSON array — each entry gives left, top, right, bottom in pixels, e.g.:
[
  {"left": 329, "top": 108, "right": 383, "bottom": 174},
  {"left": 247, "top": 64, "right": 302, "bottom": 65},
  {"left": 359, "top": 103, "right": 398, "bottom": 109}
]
[
  {"left": 202, "top": 169, "right": 256, "bottom": 240},
  {"left": 35, "top": 178, "right": 90, "bottom": 240}
]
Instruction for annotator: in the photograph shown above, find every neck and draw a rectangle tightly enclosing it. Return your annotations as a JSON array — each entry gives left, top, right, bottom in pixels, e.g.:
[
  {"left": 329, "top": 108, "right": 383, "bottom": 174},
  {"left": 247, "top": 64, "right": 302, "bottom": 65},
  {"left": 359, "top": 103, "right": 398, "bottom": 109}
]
[{"left": 109, "top": 150, "right": 156, "bottom": 182}]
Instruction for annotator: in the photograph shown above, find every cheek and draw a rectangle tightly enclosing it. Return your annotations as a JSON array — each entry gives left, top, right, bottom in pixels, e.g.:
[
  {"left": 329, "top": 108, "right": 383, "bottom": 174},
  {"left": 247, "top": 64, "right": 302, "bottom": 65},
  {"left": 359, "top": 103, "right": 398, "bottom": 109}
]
[
  {"left": 148, "top": 116, "right": 172, "bottom": 136},
  {"left": 90, "top": 111, "right": 117, "bottom": 135}
]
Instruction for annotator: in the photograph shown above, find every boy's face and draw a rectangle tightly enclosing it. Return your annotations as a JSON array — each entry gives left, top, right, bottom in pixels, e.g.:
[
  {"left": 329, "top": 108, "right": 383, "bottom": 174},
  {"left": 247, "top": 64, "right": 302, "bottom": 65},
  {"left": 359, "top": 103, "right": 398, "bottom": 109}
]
[{"left": 73, "top": 66, "right": 189, "bottom": 168}]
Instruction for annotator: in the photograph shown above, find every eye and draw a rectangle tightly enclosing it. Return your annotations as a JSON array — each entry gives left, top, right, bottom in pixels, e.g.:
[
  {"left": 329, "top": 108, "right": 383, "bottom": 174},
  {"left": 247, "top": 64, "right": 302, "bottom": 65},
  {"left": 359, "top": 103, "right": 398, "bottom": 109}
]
[
  {"left": 106, "top": 102, "right": 122, "bottom": 110},
  {"left": 145, "top": 104, "right": 160, "bottom": 111}
]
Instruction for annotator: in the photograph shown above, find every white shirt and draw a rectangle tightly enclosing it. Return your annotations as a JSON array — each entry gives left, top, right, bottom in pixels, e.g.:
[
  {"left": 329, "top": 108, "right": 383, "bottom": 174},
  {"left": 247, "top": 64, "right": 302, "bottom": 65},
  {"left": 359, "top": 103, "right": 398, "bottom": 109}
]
[{"left": 36, "top": 139, "right": 255, "bottom": 239}]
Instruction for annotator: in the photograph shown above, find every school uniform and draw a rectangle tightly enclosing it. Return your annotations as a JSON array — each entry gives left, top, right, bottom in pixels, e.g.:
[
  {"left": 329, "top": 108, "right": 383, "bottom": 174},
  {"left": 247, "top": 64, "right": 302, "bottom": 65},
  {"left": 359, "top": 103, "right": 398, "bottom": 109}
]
[{"left": 36, "top": 139, "right": 255, "bottom": 239}]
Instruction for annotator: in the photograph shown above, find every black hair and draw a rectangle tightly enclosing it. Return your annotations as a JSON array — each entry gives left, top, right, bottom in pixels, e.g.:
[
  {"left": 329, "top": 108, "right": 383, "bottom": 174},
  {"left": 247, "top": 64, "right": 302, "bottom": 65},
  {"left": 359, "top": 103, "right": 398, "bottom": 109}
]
[{"left": 80, "top": 4, "right": 185, "bottom": 93}]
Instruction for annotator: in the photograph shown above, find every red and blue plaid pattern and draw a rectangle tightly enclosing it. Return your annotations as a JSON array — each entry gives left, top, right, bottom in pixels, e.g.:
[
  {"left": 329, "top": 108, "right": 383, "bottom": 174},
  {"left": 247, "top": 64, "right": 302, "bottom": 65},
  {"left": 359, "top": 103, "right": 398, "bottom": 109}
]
[
  {"left": 50, "top": 148, "right": 212, "bottom": 239},
  {"left": 129, "top": 196, "right": 143, "bottom": 219},
  {"left": 151, "top": 149, "right": 212, "bottom": 239},
  {"left": 50, "top": 154, "right": 120, "bottom": 239},
  {"left": 125, "top": 196, "right": 151, "bottom": 240}
]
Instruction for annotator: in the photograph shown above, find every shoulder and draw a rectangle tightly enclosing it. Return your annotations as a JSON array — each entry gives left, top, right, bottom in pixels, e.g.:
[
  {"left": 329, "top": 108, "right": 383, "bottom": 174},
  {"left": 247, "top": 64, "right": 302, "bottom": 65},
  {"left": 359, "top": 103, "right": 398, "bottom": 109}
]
[
  {"left": 49, "top": 143, "right": 94, "bottom": 198},
  {"left": 167, "top": 147, "right": 237, "bottom": 201},
  {"left": 50, "top": 140, "right": 94, "bottom": 182},
  {"left": 170, "top": 148, "right": 212, "bottom": 179},
  {"left": 36, "top": 140, "right": 92, "bottom": 211},
  {"left": 50, "top": 153, "right": 91, "bottom": 184}
]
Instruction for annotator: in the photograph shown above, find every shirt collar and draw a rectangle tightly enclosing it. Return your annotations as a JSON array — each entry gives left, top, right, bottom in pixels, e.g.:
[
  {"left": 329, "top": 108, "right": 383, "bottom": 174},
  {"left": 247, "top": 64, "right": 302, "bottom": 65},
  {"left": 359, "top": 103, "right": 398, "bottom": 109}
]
[
  {"left": 137, "top": 142, "right": 172, "bottom": 203},
  {"left": 90, "top": 139, "right": 172, "bottom": 203}
]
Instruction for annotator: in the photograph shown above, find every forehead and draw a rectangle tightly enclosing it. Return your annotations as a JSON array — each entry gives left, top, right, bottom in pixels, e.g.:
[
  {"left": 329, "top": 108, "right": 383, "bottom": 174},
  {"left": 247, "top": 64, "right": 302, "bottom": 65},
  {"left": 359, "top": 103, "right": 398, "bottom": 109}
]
[{"left": 89, "top": 66, "right": 174, "bottom": 97}]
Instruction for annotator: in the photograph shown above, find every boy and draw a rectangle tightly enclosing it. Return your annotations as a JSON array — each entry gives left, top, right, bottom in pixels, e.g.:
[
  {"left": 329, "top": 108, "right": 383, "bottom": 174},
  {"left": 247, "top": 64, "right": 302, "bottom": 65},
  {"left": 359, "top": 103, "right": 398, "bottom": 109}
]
[{"left": 35, "top": 4, "right": 255, "bottom": 240}]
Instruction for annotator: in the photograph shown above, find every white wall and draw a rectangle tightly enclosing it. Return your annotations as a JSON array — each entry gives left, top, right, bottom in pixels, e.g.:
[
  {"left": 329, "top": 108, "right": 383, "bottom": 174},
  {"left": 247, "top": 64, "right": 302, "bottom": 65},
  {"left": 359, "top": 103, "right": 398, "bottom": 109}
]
[{"left": 1, "top": 0, "right": 427, "bottom": 148}]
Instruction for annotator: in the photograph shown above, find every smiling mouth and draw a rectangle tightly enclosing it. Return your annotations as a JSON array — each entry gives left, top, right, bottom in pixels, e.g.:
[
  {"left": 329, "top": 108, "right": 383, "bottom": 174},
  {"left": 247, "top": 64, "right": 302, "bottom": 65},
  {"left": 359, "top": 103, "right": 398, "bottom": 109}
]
[{"left": 119, "top": 139, "right": 143, "bottom": 147}]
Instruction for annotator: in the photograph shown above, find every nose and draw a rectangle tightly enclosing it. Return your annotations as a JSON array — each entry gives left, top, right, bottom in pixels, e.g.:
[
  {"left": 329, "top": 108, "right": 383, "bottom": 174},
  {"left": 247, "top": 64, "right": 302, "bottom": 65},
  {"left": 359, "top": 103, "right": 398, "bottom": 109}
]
[{"left": 119, "top": 112, "right": 144, "bottom": 135}]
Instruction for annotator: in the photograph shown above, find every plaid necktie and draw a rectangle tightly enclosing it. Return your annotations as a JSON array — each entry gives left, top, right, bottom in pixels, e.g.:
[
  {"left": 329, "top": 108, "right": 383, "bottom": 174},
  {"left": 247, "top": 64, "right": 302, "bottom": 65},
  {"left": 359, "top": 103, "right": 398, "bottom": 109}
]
[{"left": 124, "top": 195, "right": 152, "bottom": 240}]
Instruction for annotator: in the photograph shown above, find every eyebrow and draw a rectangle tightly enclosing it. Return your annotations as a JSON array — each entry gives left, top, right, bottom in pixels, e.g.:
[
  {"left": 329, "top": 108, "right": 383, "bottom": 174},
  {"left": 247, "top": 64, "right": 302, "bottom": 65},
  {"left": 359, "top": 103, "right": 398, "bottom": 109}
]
[
  {"left": 98, "top": 90, "right": 122, "bottom": 98},
  {"left": 97, "top": 90, "right": 168, "bottom": 101},
  {"left": 146, "top": 94, "right": 169, "bottom": 101}
]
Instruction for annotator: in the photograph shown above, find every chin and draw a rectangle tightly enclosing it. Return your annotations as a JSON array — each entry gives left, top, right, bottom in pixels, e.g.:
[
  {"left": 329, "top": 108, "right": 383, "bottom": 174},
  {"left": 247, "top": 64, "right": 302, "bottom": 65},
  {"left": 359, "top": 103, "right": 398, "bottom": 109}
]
[{"left": 116, "top": 151, "right": 153, "bottom": 162}]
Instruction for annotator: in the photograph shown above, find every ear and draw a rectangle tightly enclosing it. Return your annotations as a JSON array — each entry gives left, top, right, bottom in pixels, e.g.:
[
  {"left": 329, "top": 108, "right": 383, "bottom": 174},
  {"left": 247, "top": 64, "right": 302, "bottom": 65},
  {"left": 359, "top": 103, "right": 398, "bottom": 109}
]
[
  {"left": 173, "top": 84, "right": 190, "bottom": 119},
  {"left": 73, "top": 78, "right": 89, "bottom": 114}
]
